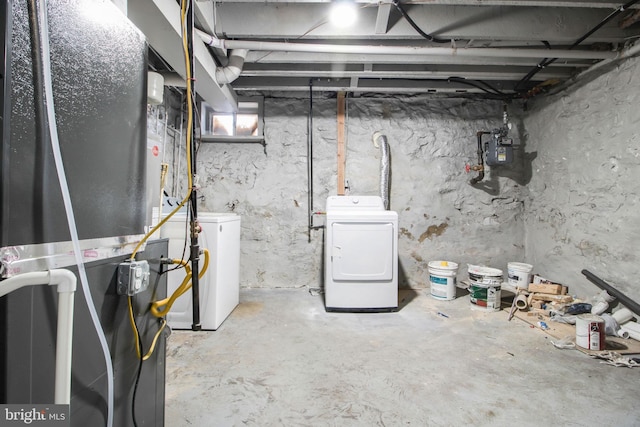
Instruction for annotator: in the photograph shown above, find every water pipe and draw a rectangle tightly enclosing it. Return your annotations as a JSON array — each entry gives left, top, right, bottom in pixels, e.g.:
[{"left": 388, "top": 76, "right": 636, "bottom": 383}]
[
  {"left": 36, "top": 0, "right": 114, "bottom": 424},
  {"left": 469, "top": 131, "right": 490, "bottom": 185},
  {"left": 576, "top": 40, "right": 640, "bottom": 81},
  {"left": 196, "top": 29, "right": 616, "bottom": 60},
  {"left": 0, "top": 269, "right": 77, "bottom": 404}
]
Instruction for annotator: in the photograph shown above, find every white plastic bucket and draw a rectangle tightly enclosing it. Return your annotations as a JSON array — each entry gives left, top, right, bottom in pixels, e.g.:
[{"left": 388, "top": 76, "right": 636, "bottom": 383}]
[
  {"left": 507, "top": 262, "right": 533, "bottom": 289},
  {"left": 468, "top": 265, "right": 503, "bottom": 286},
  {"left": 469, "top": 282, "right": 502, "bottom": 312},
  {"left": 467, "top": 265, "right": 503, "bottom": 312},
  {"left": 428, "top": 261, "right": 459, "bottom": 301},
  {"left": 576, "top": 314, "right": 605, "bottom": 350}
]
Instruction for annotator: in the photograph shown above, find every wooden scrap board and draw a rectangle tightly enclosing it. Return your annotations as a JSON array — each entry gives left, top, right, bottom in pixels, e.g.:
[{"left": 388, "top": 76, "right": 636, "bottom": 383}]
[{"left": 511, "top": 309, "right": 640, "bottom": 355}]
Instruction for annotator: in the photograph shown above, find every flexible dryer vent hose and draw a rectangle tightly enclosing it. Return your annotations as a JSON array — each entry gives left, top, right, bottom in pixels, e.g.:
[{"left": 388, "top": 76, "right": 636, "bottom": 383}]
[{"left": 373, "top": 132, "right": 391, "bottom": 210}]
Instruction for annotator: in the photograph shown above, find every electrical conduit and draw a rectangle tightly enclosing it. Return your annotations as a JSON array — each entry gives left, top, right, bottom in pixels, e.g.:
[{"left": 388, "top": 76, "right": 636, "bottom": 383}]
[{"left": 37, "top": 0, "right": 113, "bottom": 424}]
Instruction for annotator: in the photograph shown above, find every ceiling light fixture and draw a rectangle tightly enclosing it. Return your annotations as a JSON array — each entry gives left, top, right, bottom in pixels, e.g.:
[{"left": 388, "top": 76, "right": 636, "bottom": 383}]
[{"left": 329, "top": 1, "right": 358, "bottom": 28}]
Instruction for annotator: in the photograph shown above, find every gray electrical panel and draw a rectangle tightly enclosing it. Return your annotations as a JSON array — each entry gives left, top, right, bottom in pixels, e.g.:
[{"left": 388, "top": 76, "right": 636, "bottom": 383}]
[{"left": 485, "top": 130, "right": 514, "bottom": 166}]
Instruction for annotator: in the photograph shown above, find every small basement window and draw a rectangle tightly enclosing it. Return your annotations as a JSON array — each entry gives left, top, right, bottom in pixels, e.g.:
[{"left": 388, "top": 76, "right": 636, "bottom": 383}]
[{"left": 200, "top": 97, "right": 264, "bottom": 143}]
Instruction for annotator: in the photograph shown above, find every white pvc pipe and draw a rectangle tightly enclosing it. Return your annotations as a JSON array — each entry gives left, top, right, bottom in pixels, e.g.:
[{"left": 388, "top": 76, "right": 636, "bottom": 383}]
[
  {"left": 196, "top": 29, "right": 616, "bottom": 60},
  {"left": 51, "top": 270, "right": 76, "bottom": 405},
  {"left": 617, "top": 328, "right": 630, "bottom": 339},
  {"left": 0, "top": 270, "right": 77, "bottom": 405},
  {"left": 620, "top": 320, "right": 640, "bottom": 334},
  {"left": 0, "top": 271, "right": 51, "bottom": 297},
  {"left": 612, "top": 307, "right": 636, "bottom": 324},
  {"left": 620, "top": 324, "right": 640, "bottom": 342},
  {"left": 514, "top": 293, "right": 529, "bottom": 310},
  {"left": 161, "top": 48, "right": 248, "bottom": 86},
  {"left": 576, "top": 41, "right": 640, "bottom": 80},
  {"left": 215, "top": 49, "right": 249, "bottom": 84},
  {"left": 214, "top": 0, "right": 639, "bottom": 7}
]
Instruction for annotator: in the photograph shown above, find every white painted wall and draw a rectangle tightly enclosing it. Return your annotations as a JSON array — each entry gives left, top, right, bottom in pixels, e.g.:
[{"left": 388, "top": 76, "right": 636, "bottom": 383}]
[
  {"left": 522, "top": 56, "right": 640, "bottom": 300},
  {"left": 195, "top": 95, "right": 526, "bottom": 289}
]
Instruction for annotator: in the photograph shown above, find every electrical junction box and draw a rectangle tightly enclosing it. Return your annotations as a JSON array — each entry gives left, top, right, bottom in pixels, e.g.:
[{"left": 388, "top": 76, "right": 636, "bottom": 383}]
[
  {"left": 485, "top": 133, "right": 513, "bottom": 166},
  {"left": 117, "top": 260, "right": 150, "bottom": 296}
]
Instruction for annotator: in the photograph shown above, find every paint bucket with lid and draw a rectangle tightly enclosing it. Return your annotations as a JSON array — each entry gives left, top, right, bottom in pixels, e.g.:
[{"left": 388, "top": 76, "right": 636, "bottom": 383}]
[
  {"left": 428, "top": 261, "right": 459, "bottom": 301},
  {"left": 507, "top": 262, "right": 533, "bottom": 289},
  {"left": 468, "top": 265, "right": 503, "bottom": 312},
  {"left": 576, "top": 314, "right": 605, "bottom": 351}
]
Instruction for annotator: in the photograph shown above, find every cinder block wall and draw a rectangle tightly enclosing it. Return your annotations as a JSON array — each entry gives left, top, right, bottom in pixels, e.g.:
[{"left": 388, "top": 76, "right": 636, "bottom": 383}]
[
  {"left": 196, "top": 95, "right": 526, "bottom": 288},
  {"left": 522, "top": 56, "right": 640, "bottom": 299}
]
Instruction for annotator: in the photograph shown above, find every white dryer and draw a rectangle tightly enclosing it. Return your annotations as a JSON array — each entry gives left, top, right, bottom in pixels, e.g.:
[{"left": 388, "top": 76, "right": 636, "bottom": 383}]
[
  {"left": 161, "top": 212, "right": 240, "bottom": 330},
  {"left": 324, "top": 196, "right": 398, "bottom": 311}
]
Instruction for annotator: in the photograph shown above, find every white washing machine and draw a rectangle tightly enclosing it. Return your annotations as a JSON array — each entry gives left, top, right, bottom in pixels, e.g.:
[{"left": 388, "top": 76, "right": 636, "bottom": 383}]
[
  {"left": 324, "top": 196, "right": 398, "bottom": 311},
  {"left": 160, "top": 212, "right": 240, "bottom": 330}
]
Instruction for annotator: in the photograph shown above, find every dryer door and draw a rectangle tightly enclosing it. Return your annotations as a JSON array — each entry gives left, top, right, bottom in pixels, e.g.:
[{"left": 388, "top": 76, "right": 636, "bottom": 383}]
[{"left": 331, "top": 222, "right": 394, "bottom": 281}]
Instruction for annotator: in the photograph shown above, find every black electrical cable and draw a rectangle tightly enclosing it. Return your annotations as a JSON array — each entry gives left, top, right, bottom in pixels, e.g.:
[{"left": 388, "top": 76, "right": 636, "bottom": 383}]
[
  {"left": 27, "top": 0, "right": 54, "bottom": 239},
  {"left": 475, "top": 80, "right": 513, "bottom": 98},
  {"left": 514, "top": 41, "right": 552, "bottom": 93},
  {"left": 454, "top": 77, "right": 509, "bottom": 97},
  {"left": 131, "top": 297, "right": 144, "bottom": 427},
  {"left": 307, "top": 79, "right": 313, "bottom": 243},
  {"left": 392, "top": 0, "right": 451, "bottom": 44},
  {"left": 516, "top": 0, "right": 640, "bottom": 93},
  {"left": 447, "top": 77, "right": 513, "bottom": 99}
]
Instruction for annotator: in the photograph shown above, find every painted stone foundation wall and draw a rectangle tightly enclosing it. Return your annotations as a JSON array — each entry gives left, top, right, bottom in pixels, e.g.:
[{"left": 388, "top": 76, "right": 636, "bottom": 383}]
[
  {"left": 522, "top": 57, "right": 640, "bottom": 300},
  {"left": 195, "top": 95, "right": 526, "bottom": 289}
]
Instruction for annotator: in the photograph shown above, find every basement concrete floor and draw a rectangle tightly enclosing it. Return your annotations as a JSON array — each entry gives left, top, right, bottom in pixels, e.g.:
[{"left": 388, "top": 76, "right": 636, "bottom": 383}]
[{"left": 165, "top": 288, "right": 639, "bottom": 426}]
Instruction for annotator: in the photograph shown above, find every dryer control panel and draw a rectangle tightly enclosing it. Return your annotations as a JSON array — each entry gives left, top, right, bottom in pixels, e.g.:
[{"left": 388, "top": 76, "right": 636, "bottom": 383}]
[{"left": 326, "top": 196, "right": 384, "bottom": 211}]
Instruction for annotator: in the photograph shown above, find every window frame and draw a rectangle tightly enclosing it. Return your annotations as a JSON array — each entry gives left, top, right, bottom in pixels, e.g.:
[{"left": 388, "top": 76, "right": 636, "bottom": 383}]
[{"left": 199, "top": 97, "right": 264, "bottom": 143}]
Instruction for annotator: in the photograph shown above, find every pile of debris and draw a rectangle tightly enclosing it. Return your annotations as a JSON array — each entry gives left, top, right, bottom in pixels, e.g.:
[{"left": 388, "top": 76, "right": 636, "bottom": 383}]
[
  {"left": 507, "top": 275, "right": 574, "bottom": 320},
  {"left": 507, "top": 272, "right": 640, "bottom": 362}
]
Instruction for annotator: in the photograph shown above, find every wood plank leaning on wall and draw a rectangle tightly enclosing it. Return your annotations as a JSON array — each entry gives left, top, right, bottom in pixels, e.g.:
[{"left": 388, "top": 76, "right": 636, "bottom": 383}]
[{"left": 337, "top": 92, "right": 346, "bottom": 195}]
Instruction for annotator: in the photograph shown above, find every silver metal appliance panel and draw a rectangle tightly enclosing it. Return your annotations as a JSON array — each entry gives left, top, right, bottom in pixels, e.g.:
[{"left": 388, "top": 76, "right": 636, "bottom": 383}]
[{"left": 1, "top": 0, "right": 148, "bottom": 248}]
